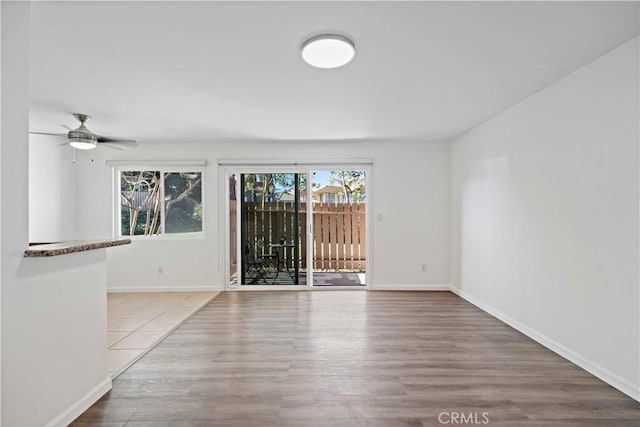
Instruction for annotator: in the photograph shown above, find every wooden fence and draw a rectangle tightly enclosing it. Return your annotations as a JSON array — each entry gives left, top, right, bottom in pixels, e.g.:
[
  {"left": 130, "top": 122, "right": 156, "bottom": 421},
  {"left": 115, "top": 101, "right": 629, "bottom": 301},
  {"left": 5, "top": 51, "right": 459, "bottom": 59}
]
[
  {"left": 121, "top": 190, "right": 153, "bottom": 212},
  {"left": 229, "top": 201, "right": 366, "bottom": 271}
]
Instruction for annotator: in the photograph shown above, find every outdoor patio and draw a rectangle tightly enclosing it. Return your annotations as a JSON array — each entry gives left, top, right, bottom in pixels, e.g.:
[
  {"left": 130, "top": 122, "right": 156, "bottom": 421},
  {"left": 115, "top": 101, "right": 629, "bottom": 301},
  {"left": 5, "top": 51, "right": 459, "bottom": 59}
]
[{"left": 231, "top": 271, "right": 366, "bottom": 287}]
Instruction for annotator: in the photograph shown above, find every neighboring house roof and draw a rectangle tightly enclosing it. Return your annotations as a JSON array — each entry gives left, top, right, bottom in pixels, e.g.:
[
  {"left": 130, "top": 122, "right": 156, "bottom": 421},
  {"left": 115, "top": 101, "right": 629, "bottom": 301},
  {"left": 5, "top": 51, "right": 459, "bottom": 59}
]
[
  {"left": 278, "top": 192, "right": 295, "bottom": 202},
  {"left": 312, "top": 185, "right": 343, "bottom": 196}
]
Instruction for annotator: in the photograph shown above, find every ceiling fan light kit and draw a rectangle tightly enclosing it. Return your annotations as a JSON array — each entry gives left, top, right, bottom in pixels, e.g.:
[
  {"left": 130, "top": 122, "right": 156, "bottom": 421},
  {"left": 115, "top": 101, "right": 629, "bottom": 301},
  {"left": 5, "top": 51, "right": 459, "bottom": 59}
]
[{"left": 68, "top": 137, "right": 97, "bottom": 150}]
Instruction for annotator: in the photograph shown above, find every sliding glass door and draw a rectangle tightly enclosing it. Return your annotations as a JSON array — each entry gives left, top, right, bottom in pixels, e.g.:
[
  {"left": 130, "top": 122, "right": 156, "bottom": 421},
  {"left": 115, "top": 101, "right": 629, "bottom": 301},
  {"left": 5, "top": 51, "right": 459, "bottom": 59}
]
[
  {"left": 224, "top": 165, "right": 369, "bottom": 289},
  {"left": 310, "top": 170, "right": 367, "bottom": 287},
  {"left": 239, "top": 172, "right": 307, "bottom": 285}
]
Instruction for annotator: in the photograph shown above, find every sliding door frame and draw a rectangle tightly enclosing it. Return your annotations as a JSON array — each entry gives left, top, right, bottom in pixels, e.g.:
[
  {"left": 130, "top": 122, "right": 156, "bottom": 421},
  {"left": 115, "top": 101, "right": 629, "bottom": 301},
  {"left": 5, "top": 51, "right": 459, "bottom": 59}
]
[{"left": 218, "top": 160, "right": 372, "bottom": 291}]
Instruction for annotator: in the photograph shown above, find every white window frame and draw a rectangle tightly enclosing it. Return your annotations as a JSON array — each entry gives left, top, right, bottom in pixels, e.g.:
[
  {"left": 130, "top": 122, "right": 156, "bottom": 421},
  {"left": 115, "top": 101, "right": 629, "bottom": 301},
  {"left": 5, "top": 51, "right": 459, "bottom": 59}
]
[{"left": 112, "top": 164, "right": 206, "bottom": 240}]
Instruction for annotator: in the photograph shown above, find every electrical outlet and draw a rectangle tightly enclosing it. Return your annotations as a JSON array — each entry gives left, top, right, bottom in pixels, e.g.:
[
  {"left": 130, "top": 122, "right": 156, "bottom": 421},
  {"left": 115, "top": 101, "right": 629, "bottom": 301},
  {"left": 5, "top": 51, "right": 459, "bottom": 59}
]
[
  {"left": 158, "top": 266, "right": 163, "bottom": 275},
  {"left": 421, "top": 264, "right": 428, "bottom": 273}
]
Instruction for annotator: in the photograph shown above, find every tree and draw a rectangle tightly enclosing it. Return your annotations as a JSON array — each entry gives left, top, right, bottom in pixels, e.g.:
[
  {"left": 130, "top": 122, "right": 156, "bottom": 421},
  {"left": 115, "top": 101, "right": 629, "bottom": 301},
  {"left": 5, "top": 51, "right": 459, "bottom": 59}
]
[
  {"left": 243, "top": 173, "right": 306, "bottom": 206},
  {"left": 163, "top": 172, "right": 202, "bottom": 233},
  {"left": 120, "top": 171, "right": 162, "bottom": 236},
  {"left": 120, "top": 171, "right": 202, "bottom": 236},
  {"left": 328, "top": 170, "right": 366, "bottom": 203}
]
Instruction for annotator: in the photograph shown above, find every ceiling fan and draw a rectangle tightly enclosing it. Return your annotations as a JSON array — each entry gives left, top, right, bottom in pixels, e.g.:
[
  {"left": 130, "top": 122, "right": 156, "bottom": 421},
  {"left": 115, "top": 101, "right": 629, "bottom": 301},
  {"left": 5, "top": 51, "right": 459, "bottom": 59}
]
[{"left": 30, "top": 113, "right": 137, "bottom": 150}]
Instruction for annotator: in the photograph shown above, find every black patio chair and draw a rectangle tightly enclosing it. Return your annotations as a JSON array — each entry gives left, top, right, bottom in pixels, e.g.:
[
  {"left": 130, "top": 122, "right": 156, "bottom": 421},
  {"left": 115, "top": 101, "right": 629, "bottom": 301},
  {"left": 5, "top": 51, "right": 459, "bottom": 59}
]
[
  {"left": 243, "top": 241, "right": 269, "bottom": 284},
  {"left": 256, "top": 239, "right": 279, "bottom": 269}
]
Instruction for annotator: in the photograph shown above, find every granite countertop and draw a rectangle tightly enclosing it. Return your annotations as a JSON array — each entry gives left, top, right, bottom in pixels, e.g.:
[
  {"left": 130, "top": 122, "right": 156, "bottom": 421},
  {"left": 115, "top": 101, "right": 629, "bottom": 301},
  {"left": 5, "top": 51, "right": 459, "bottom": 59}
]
[{"left": 24, "top": 239, "right": 132, "bottom": 257}]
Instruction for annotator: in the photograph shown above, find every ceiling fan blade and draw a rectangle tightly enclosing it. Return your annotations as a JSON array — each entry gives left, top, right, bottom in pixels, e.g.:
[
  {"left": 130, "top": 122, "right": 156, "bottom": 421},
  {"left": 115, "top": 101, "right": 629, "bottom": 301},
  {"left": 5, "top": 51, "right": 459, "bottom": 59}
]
[
  {"left": 96, "top": 135, "right": 137, "bottom": 144},
  {"left": 98, "top": 143, "right": 124, "bottom": 151},
  {"left": 29, "top": 131, "right": 67, "bottom": 138},
  {"left": 59, "top": 124, "right": 73, "bottom": 131}
]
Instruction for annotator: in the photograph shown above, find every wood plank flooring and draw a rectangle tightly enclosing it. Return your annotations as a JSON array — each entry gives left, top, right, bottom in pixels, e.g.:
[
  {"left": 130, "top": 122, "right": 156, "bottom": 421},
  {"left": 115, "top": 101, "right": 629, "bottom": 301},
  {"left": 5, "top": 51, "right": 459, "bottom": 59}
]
[{"left": 72, "top": 291, "right": 639, "bottom": 427}]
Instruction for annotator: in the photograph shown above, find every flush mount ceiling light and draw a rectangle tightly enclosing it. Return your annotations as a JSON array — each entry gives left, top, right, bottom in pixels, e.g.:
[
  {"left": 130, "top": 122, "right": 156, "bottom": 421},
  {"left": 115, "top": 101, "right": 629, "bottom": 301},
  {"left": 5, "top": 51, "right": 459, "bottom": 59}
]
[{"left": 301, "top": 34, "right": 355, "bottom": 69}]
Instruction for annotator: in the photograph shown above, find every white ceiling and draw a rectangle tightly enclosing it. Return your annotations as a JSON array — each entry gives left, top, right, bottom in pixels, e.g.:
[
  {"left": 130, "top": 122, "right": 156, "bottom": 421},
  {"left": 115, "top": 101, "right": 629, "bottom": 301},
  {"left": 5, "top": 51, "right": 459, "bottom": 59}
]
[{"left": 29, "top": 1, "right": 639, "bottom": 143}]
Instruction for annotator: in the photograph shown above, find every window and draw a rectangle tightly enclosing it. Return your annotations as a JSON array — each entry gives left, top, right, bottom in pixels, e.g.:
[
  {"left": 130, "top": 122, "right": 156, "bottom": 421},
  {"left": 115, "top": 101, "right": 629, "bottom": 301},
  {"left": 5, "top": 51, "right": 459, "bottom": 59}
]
[
  {"left": 117, "top": 167, "right": 204, "bottom": 237},
  {"left": 323, "top": 193, "right": 336, "bottom": 204}
]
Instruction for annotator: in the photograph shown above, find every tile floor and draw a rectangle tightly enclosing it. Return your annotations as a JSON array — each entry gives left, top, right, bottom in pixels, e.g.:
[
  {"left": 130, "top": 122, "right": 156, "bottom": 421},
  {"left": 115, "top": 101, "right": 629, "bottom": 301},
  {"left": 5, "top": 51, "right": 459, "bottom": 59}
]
[{"left": 107, "top": 291, "right": 219, "bottom": 377}]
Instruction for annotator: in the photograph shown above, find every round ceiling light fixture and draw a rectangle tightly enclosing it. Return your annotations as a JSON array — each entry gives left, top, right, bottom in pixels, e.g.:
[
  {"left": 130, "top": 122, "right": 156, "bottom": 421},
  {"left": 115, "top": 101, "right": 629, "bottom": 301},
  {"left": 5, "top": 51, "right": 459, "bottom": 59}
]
[{"left": 301, "top": 34, "right": 355, "bottom": 69}]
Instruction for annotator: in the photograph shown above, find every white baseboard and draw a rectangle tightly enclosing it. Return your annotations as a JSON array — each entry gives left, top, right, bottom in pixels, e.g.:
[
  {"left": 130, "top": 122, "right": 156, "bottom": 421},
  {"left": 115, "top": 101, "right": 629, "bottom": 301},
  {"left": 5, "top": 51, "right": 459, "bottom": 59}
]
[
  {"left": 369, "top": 284, "right": 450, "bottom": 291},
  {"left": 47, "top": 377, "right": 112, "bottom": 427},
  {"left": 107, "top": 285, "right": 222, "bottom": 293},
  {"left": 450, "top": 286, "right": 640, "bottom": 402}
]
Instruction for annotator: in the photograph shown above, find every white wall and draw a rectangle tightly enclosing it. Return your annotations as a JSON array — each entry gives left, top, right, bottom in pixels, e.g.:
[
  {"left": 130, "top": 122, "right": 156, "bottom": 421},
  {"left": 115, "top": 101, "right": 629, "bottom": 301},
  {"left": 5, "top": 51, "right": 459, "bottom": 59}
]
[
  {"left": 451, "top": 38, "right": 639, "bottom": 400},
  {"left": 74, "top": 140, "right": 451, "bottom": 291},
  {"left": 29, "top": 135, "right": 76, "bottom": 242},
  {"left": 4, "top": 253, "right": 110, "bottom": 427},
  {"left": 0, "top": 2, "right": 4, "bottom": 420},
  {"left": 2, "top": 3, "right": 111, "bottom": 425}
]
